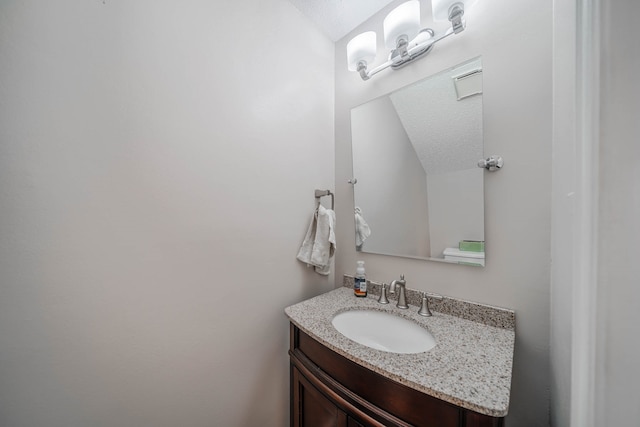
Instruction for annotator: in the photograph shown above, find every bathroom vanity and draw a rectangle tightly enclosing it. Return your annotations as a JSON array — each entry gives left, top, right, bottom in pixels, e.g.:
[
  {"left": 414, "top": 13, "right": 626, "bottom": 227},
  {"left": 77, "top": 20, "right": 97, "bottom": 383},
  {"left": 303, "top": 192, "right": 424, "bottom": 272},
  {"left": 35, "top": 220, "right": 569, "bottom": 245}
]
[{"left": 285, "top": 286, "right": 515, "bottom": 427}]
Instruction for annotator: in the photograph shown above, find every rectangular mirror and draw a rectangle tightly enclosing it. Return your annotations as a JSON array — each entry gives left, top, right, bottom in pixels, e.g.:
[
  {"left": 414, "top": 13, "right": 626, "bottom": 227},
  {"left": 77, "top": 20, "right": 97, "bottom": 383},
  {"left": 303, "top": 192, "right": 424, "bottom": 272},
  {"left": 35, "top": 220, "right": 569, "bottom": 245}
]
[{"left": 351, "top": 57, "right": 485, "bottom": 266}]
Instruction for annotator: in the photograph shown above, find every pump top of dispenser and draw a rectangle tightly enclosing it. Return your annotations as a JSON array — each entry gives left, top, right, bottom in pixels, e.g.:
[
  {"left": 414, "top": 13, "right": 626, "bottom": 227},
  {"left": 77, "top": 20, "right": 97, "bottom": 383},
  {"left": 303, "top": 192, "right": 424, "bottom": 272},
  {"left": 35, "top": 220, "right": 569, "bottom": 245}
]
[{"left": 356, "top": 261, "right": 365, "bottom": 275}]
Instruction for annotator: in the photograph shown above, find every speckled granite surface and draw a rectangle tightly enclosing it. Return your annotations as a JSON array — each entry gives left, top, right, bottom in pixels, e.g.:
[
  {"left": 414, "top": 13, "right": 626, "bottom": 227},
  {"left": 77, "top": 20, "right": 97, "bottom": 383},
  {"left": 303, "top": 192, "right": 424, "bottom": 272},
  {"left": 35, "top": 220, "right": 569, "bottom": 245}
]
[
  {"left": 285, "top": 287, "right": 515, "bottom": 417},
  {"left": 343, "top": 275, "right": 516, "bottom": 330}
]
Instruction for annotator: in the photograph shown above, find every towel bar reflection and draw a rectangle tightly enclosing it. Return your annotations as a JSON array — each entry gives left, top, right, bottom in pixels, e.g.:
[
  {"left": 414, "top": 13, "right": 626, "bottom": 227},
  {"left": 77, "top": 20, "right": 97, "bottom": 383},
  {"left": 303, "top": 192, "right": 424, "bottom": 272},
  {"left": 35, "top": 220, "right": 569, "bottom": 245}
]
[{"left": 315, "top": 190, "right": 334, "bottom": 210}]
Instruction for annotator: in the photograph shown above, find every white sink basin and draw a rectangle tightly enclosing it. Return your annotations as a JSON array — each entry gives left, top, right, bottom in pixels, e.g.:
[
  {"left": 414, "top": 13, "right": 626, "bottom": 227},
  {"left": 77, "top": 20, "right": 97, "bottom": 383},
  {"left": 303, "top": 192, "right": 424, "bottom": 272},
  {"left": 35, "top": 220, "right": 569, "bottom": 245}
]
[{"left": 331, "top": 310, "right": 436, "bottom": 354}]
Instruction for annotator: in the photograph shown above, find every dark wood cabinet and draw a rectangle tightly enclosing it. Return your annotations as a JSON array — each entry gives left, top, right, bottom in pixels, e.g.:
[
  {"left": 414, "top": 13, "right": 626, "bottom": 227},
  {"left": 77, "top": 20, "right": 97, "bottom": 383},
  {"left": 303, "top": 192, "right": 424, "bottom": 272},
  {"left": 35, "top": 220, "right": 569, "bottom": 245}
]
[
  {"left": 347, "top": 417, "right": 365, "bottom": 427},
  {"left": 290, "top": 324, "right": 504, "bottom": 427},
  {"left": 293, "top": 365, "right": 347, "bottom": 427}
]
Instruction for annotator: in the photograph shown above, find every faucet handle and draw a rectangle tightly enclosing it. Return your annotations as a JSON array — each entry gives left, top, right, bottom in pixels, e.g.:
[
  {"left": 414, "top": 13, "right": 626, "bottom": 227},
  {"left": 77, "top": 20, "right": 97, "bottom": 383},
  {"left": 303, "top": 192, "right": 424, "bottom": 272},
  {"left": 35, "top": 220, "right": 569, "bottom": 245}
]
[
  {"left": 418, "top": 292, "right": 443, "bottom": 317},
  {"left": 377, "top": 283, "right": 389, "bottom": 304},
  {"left": 418, "top": 292, "right": 432, "bottom": 317}
]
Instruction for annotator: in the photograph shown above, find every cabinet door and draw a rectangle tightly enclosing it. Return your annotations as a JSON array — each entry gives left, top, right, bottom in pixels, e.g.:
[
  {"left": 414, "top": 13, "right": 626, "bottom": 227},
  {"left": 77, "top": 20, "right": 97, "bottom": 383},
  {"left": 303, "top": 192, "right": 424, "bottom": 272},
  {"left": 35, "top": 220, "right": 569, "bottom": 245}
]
[
  {"left": 346, "top": 416, "right": 365, "bottom": 427},
  {"left": 292, "top": 366, "right": 347, "bottom": 427}
]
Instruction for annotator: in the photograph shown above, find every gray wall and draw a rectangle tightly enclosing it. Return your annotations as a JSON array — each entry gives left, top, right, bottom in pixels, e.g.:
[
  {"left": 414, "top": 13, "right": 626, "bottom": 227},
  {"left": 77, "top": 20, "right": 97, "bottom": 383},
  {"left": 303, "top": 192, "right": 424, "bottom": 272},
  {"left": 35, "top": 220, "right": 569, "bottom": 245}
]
[
  {"left": 334, "top": 0, "right": 552, "bottom": 425},
  {"left": 0, "top": 1, "right": 334, "bottom": 426}
]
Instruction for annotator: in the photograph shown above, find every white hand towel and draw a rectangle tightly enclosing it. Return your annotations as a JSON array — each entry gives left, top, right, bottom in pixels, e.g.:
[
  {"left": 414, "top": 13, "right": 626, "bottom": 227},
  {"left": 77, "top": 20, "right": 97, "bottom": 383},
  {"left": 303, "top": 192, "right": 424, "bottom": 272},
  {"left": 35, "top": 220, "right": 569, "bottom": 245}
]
[
  {"left": 297, "top": 205, "right": 336, "bottom": 275},
  {"left": 354, "top": 206, "right": 371, "bottom": 248}
]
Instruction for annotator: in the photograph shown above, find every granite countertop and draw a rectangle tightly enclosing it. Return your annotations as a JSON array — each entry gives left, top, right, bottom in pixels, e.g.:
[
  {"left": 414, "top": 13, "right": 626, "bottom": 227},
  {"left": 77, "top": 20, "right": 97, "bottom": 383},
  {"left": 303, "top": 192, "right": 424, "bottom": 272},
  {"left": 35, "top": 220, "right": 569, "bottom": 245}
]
[{"left": 285, "top": 287, "right": 515, "bottom": 417}]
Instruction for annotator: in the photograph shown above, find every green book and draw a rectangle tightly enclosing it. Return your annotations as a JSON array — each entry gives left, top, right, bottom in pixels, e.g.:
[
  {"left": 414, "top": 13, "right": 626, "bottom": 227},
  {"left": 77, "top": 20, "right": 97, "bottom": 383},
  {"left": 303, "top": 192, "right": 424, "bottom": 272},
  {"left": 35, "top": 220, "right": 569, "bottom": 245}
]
[{"left": 459, "top": 240, "right": 485, "bottom": 252}]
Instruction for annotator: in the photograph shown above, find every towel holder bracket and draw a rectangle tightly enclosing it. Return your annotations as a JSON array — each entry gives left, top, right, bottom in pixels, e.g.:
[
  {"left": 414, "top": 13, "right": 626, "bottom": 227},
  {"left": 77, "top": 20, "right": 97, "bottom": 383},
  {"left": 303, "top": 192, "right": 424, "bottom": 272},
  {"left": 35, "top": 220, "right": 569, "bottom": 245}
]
[{"left": 315, "top": 189, "right": 334, "bottom": 210}]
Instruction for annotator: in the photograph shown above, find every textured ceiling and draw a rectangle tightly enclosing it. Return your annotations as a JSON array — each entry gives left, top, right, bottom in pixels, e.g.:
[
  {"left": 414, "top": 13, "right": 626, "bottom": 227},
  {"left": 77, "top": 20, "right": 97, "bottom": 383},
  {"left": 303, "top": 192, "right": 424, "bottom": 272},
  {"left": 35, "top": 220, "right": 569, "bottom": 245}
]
[
  {"left": 287, "top": 0, "right": 395, "bottom": 41},
  {"left": 389, "top": 58, "right": 483, "bottom": 175}
]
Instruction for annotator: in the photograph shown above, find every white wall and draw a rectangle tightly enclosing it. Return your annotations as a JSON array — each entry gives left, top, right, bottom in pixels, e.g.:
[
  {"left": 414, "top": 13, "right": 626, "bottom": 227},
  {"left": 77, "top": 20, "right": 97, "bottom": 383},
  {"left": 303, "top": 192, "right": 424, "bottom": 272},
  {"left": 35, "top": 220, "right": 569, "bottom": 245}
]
[
  {"left": 550, "top": 0, "right": 577, "bottom": 424},
  {"left": 551, "top": 1, "right": 640, "bottom": 425},
  {"left": 334, "top": 0, "right": 552, "bottom": 425},
  {"left": 351, "top": 96, "right": 430, "bottom": 257},
  {"left": 0, "top": 1, "right": 334, "bottom": 426},
  {"left": 595, "top": 0, "right": 640, "bottom": 424}
]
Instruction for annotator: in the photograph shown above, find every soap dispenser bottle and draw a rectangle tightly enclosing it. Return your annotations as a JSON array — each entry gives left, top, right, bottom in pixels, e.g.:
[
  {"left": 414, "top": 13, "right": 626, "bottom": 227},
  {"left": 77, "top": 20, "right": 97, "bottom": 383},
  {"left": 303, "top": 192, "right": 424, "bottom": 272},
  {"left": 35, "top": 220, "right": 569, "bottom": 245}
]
[{"left": 354, "top": 261, "right": 367, "bottom": 297}]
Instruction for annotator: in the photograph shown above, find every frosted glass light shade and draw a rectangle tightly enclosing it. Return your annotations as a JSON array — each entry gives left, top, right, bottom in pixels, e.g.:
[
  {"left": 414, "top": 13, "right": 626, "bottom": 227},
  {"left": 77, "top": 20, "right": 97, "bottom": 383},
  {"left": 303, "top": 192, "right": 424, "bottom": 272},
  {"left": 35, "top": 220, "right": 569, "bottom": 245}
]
[
  {"left": 431, "top": 0, "right": 478, "bottom": 22},
  {"left": 383, "top": 1, "right": 421, "bottom": 49},
  {"left": 347, "top": 31, "right": 377, "bottom": 71}
]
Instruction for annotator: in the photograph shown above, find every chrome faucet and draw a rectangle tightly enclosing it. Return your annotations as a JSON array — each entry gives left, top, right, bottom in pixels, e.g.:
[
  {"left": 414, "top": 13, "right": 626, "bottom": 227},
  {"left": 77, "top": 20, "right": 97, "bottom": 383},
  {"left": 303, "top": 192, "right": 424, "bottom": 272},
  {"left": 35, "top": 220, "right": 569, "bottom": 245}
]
[{"left": 389, "top": 274, "right": 408, "bottom": 309}]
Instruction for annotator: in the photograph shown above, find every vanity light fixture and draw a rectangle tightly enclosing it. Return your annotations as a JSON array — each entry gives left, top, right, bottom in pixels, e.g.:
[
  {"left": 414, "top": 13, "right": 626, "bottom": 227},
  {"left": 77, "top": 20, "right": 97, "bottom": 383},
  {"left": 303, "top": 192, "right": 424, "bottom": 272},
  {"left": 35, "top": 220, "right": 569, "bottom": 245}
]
[{"left": 346, "top": 0, "right": 478, "bottom": 81}]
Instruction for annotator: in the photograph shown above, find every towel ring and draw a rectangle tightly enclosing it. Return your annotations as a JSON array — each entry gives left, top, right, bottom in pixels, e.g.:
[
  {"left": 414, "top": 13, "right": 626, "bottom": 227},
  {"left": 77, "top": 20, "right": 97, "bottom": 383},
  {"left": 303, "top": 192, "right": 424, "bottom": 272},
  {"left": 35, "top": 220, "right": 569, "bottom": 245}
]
[{"left": 314, "top": 189, "right": 334, "bottom": 210}]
